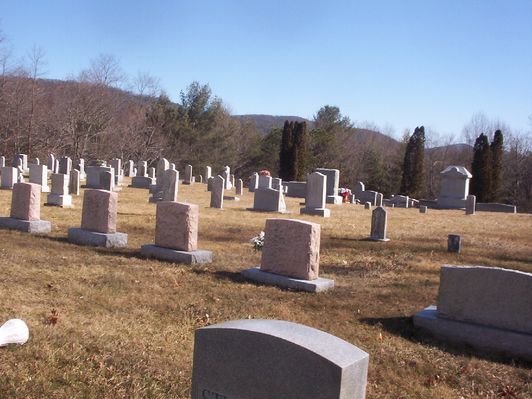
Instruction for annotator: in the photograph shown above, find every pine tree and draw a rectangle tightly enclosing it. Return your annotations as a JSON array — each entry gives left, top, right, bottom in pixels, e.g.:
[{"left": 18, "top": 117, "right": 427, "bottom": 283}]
[
  {"left": 400, "top": 126, "right": 425, "bottom": 197},
  {"left": 279, "top": 121, "right": 294, "bottom": 180},
  {"left": 470, "top": 133, "right": 492, "bottom": 202},
  {"left": 490, "top": 129, "right": 504, "bottom": 202},
  {"left": 278, "top": 121, "right": 308, "bottom": 181}
]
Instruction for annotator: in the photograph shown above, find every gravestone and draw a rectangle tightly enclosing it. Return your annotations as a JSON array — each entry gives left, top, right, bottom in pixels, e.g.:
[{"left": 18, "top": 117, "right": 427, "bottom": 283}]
[
  {"left": 198, "top": 175, "right": 203, "bottom": 183},
  {"left": 183, "top": 164, "right": 194, "bottom": 185},
  {"left": 29, "top": 164, "right": 50, "bottom": 192},
  {"left": 13, "top": 154, "right": 28, "bottom": 172},
  {"left": 447, "top": 234, "right": 461, "bottom": 253},
  {"left": 300, "top": 172, "right": 330, "bottom": 217},
  {"left": 316, "top": 168, "right": 342, "bottom": 204},
  {"left": 0, "top": 182, "right": 51, "bottom": 234},
  {"left": 285, "top": 181, "right": 307, "bottom": 198},
  {"left": 131, "top": 161, "right": 153, "bottom": 189},
  {"left": 69, "top": 169, "right": 80, "bottom": 195},
  {"left": 204, "top": 166, "right": 212, "bottom": 183},
  {"left": 47, "top": 154, "right": 55, "bottom": 172},
  {"left": 419, "top": 205, "right": 428, "bottom": 213},
  {"left": 0, "top": 156, "right": 5, "bottom": 167},
  {"left": 252, "top": 184, "right": 287, "bottom": 213},
  {"left": 58, "top": 156, "right": 72, "bottom": 175},
  {"left": 235, "top": 178, "right": 243, "bottom": 196},
  {"left": 364, "top": 202, "right": 371, "bottom": 210},
  {"left": 67, "top": 189, "right": 127, "bottom": 247},
  {"left": 110, "top": 158, "right": 123, "bottom": 183},
  {"left": 192, "top": 319, "right": 369, "bottom": 399},
  {"left": 248, "top": 172, "right": 258, "bottom": 192},
  {"left": 75, "top": 158, "right": 86, "bottom": 179},
  {"left": 148, "top": 167, "right": 156, "bottom": 179},
  {"left": 29, "top": 157, "right": 39, "bottom": 165},
  {"left": 138, "top": 161, "right": 148, "bottom": 177},
  {"left": 272, "top": 178, "right": 282, "bottom": 191},
  {"left": 126, "top": 160, "right": 135, "bottom": 177},
  {"left": 437, "top": 166, "right": 472, "bottom": 209},
  {"left": 100, "top": 171, "right": 113, "bottom": 191},
  {"left": 369, "top": 206, "right": 389, "bottom": 241},
  {"left": 222, "top": 166, "right": 232, "bottom": 189},
  {"left": 258, "top": 175, "right": 272, "bottom": 189},
  {"left": 465, "top": 194, "right": 476, "bottom": 215},
  {"left": 207, "top": 176, "right": 214, "bottom": 192},
  {"left": 414, "top": 265, "right": 532, "bottom": 361},
  {"left": 46, "top": 173, "right": 72, "bottom": 207},
  {"left": 54, "top": 159, "right": 59, "bottom": 174},
  {"left": 210, "top": 175, "right": 224, "bottom": 209},
  {"left": 141, "top": 202, "right": 212, "bottom": 264},
  {"left": 162, "top": 169, "right": 178, "bottom": 201},
  {"left": 376, "top": 193, "right": 383, "bottom": 207},
  {"left": 242, "top": 218, "right": 334, "bottom": 292},
  {"left": 86, "top": 165, "right": 113, "bottom": 189},
  {"left": 156, "top": 158, "right": 169, "bottom": 190},
  {"left": 0, "top": 167, "right": 17, "bottom": 189}
]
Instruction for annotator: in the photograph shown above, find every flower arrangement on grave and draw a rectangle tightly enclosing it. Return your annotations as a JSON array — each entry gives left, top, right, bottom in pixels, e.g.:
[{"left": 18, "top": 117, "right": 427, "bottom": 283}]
[
  {"left": 339, "top": 187, "right": 352, "bottom": 203},
  {"left": 250, "top": 231, "right": 265, "bottom": 252},
  {"left": 259, "top": 170, "right": 271, "bottom": 176},
  {"left": 94, "top": 159, "right": 106, "bottom": 166}
]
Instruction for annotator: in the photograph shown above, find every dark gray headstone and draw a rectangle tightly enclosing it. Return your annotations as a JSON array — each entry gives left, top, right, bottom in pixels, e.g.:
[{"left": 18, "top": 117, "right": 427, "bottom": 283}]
[{"left": 447, "top": 234, "right": 461, "bottom": 253}]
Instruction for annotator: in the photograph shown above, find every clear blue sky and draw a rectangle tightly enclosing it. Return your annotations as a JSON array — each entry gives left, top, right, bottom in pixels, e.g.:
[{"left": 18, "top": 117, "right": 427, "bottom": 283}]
[{"left": 0, "top": 0, "right": 531, "bottom": 139}]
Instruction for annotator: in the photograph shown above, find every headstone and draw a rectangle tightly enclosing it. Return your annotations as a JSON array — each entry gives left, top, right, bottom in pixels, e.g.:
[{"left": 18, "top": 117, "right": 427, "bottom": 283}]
[
  {"left": 126, "top": 160, "right": 135, "bottom": 177},
  {"left": 414, "top": 265, "right": 532, "bottom": 361},
  {"left": 207, "top": 176, "right": 214, "bottom": 192},
  {"left": 354, "top": 181, "right": 365, "bottom": 195},
  {"left": 300, "top": 172, "right": 330, "bottom": 217},
  {"left": 138, "top": 161, "right": 148, "bottom": 177},
  {"left": 0, "top": 156, "right": 5, "bottom": 167},
  {"left": 68, "top": 189, "right": 127, "bottom": 247},
  {"left": 75, "top": 158, "right": 86, "bottom": 179},
  {"left": 419, "top": 205, "right": 428, "bottom": 214},
  {"left": 316, "top": 168, "right": 342, "bottom": 204},
  {"left": 204, "top": 166, "right": 212, "bottom": 183},
  {"left": 272, "top": 178, "right": 282, "bottom": 191},
  {"left": 258, "top": 175, "right": 272, "bottom": 189},
  {"left": 30, "top": 157, "right": 40, "bottom": 165},
  {"left": 364, "top": 202, "right": 371, "bottom": 210},
  {"left": 0, "top": 167, "right": 17, "bottom": 189},
  {"left": 235, "top": 179, "right": 243, "bottom": 196},
  {"left": 29, "top": 164, "right": 49, "bottom": 192},
  {"left": 198, "top": 175, "right": 203, "bottom": 184},
  {"left": 437, "top": 166, "right": 472, "bottom": 209},
  {"left": 376, "top": 193, "right": 383, "bottom": 207},
  {"left": 285, "top": 181, "right": 306, "bottom": 198},
  {"left": 54, "top": 159, "right": 59, "bottom": 174},
  {"left": 148, "top": 167, "right": 156, "bottom": 179},
  {"left": 140, "top": 202, "right": 213, "bottom": 264},
  {"left": 69, "top": 169, "right": 80, "bottom": 195},
  {"left": 100, "top": 171, "right": 113, "bottom": 191},
  {"left": 184, "top": 164, "right": 194, "bottom": 185},
  {"left": 252, "top": 185, "right": 286, "bottom": 213},
  {"left": 13, "top": 154, "right": 28, "bottom": 171},
  {"left": 242, "top": 218, "right": 334, "bottom": 292},
  {"left": 192, "top": 319, "right": 369, "bottom": 399},
  {"left": 58, "top": 156, "right": 72, "bottom": 175},
  {"left": 447, "top": 234, "right": 461, "bottom": 253},
  {"left": 369, "top": 206, "right": 389, "bottom": 241},
  {"left": 0, "top": 182, "right": 51, "bottom": 234},
  {"left": 162, "top": 169, "right": 178, "bottom": 201},
  {"left": 86, "top": 165, "right": 113, "bottom": 189},
  {"left": 47, "top": 154, "right": 55, "bottom": 172},
  {"left": 222, "top": 166, "right": 232, "bottom": 189},
  {"left": 210, "top": 175, "right": 224, "bottom": 208},
  {"left": 465, "top": 195, "right": 476, "bottom": 215},
  {"left": 46, "top": 173, "right": 72, "bottom": 207},
  {"left": 249, "top": 172, "right": 258, "bottom": 192},
  {"left": 110, "top": 158, "right": 123, "bottom": 184}
]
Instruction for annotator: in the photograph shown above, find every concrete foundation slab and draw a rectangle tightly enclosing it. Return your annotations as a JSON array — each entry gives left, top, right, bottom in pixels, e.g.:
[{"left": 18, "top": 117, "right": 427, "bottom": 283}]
[
  {"left": 0, "top": 217, "right": 51, "bottom": 234},
  {"left": 241, "top": 267, "right": 334, "bottom": 293},
  {"left": 413, "top": 306, "right": 532, "bottom": 361},
  {"left": 67, "top": 227, "right": 127, "bottom": 248},
  {"left": 140, "top": 244, "right": 212, "bottom": 264}
]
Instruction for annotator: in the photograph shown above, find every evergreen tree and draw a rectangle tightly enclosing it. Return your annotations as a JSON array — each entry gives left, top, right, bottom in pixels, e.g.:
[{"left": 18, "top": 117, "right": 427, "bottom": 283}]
[
  {"left": 278, "top": 120, "right": 308, "bottom": 181},
  {"left": 470, "top": 133, "right": 492, "bottom": 202},
  {"left": 400, "top": 126, "right": 425, "bottom": 197},
  {"left": 279, "top": 121, "right": 294, "bottom": 180},
  {"left": 490, "top": 129, "right": 504, "bottom": 202}
]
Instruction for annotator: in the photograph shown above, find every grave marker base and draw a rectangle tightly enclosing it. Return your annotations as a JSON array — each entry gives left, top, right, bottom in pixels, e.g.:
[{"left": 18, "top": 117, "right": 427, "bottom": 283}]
[
  {"left": 300, "top": 207, "right": 331, "bottom": 217},
  {"left": 0, "top": 217, "right": 51, "bottom": 234},
  {"left": 326, "top": 195, "right": 343, "bottom": 204},
  {"left": 414, "top": 306, "right": 532, "bottom": 361},
  {"left": 45, "top": 194, "right": 72, "bottom": 207},
  {"left": 241, "top": 267, "right": 334, "bottom": 293},
  {"left": 140, "top": 244, "right": 212, "bottom": 264},
  {"left": 67, "top": 228, "right": 127, "bottom": 248}
]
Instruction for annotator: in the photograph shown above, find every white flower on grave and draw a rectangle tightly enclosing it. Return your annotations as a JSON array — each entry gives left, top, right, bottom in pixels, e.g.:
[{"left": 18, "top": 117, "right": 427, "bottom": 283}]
[{"left": 250, "top": 231, "right": 265, "bottom": 251}]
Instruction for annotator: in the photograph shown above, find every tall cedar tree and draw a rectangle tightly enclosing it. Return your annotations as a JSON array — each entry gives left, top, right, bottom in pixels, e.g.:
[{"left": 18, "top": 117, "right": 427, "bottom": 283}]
[
  {"left": 400, "top": 126, "right": 425, "bottom": 197},
  {"left": 470, "top": 133, "right": 492, "bottom": 202},
  {"left": 490, "top": 129, "right": 504, "bottom": 202},
  {"left": 278, "top": 121, "right": 307, "bottom": 181}
]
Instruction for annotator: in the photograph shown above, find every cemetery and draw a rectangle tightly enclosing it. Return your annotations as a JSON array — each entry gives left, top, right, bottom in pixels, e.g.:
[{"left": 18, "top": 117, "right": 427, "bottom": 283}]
[{"left": 0, "top": 162, "right": 530, "bottom": 398}]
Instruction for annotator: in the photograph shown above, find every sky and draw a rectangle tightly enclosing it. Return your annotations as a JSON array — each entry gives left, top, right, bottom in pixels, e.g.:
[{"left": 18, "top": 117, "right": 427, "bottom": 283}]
[{"left": 0, "top": 0, "right": 531, "bottom": 139}]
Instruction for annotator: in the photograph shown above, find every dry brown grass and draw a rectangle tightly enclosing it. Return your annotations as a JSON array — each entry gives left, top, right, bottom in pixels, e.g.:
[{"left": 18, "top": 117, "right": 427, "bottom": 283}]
[{"left": 0, "top": 180, "right": 531, "bottom": 399}]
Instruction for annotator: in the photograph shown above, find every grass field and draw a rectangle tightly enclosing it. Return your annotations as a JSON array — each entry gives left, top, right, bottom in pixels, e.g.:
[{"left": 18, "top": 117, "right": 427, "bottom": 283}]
[{"left": 0, "top": 179, "right": 531, "bottom": 398}]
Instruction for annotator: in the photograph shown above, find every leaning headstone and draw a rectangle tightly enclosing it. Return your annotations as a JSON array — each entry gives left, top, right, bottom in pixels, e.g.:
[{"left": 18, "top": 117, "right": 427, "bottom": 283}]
[
  {"left": 210, "top": 175, "right": 224, "bottom": 209},
  {"left": 29, "top": 164, "right": 49, "bottom": 192},
  {"left": 204, "top": 166, "right": 212, "bottom": 183},
  {"left": 192, "top": 319, "right": 369, "bottom": 399},
  {"left": 58, "top": 156, "right": 72, "bottom": 175},
  {"left": 0, "top": 167, "right": 17, "bottom": 189},
  {"left": 69, "top": 169, "right": 80, "bottom": 195},
  {"left": 67, "top": 189, "right": 127, "bottom": 247},
  {"left": 300, "top": 172, "right": 330, "bottom": 217},
  {"left": 419, "top": 205, "right": 428, "bottom": 214},
  {"left": 46, "top": 174, "right": 72, "bottom": 207},
  {"left": 447, "top": 234, "right": 461, "bottom": 253},
  {"left": 465, "top": 195, "right": 476, "bottom": 215},
  {"left": 183, "top": 164, "right": 194, "bottom": 185},
  {"left": 369, "top": 206, "right": 389, "bottom": 241},
  {"left": 162, "top": 169, "right": 178, "bottom": 201},
  {"left": 242, "top": 218, "right": 334, "bottom": 292},
  {"left": 414, "top": 265, "right": 532, "bottom": 361},
  {"left": 0, "top": 182, "right": 51, "bottom": 234},
  {"left": 316, "top": 168, "right": 342, "bottom": 204},
  {"left": 141, "top": 202, "right": 212, "bottom": 264}
]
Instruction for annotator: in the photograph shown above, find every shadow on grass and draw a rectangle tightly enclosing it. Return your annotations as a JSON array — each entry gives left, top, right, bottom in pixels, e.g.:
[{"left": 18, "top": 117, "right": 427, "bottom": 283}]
[
  {"left": 192, "top": 268, "right": 247, "bottom": 284},
  {"left": 360, "top": 316, "right": 532, "bottom": 367}
]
